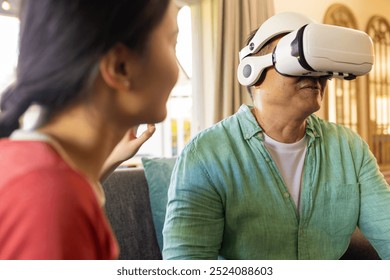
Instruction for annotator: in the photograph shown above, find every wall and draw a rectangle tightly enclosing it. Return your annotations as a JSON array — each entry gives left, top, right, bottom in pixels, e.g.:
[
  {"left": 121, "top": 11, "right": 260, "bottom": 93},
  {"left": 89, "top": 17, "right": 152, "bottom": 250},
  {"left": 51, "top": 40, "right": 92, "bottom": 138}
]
[{"left": 273, "top": 0, "right": 390, "bottom": 30}]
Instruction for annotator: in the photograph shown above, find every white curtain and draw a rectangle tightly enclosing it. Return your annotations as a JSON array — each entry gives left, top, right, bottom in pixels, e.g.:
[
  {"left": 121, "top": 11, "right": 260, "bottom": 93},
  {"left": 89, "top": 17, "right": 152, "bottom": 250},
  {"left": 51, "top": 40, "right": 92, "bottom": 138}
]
[{"left": 188, "top": 0, "right": 274, "bottom": 131}]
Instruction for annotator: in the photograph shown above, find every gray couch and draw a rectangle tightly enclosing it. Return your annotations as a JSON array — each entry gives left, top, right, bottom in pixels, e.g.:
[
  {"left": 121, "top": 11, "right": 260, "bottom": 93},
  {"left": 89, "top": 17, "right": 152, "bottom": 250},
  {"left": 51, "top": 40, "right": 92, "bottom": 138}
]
[
  {"left": 103, "top": 168, "right": 162, "bottom": 259},
  {"left": 102, "top": 167, "right": 380, "bottom": 260}
]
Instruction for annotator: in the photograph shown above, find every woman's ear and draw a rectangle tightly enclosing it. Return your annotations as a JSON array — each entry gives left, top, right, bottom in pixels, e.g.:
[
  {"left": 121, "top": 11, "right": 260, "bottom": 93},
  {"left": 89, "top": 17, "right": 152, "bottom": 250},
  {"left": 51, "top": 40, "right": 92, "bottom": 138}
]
[{"left": 99, "top": 43, "right": 138, "bottom": 91}]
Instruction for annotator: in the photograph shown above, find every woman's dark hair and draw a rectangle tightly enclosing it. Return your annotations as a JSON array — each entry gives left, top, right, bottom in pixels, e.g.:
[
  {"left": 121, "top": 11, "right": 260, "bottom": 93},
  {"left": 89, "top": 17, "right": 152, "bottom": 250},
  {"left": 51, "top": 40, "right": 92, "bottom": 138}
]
[{"left": 0, "top": 0, "right": 170, "bottom": 137}]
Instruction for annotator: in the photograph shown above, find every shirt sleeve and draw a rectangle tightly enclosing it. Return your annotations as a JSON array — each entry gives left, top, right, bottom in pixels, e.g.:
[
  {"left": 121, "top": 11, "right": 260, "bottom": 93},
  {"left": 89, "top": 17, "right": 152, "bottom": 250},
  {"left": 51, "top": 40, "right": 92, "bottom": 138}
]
[
  {"left": 0, "top": 169, "right": 104, "bottom": 259},
  {"left": 162, "top": 144, "right": 225, "bottom": 260},
  {"left": 357, "top": 140, "right": 390, "bottom": 260}
]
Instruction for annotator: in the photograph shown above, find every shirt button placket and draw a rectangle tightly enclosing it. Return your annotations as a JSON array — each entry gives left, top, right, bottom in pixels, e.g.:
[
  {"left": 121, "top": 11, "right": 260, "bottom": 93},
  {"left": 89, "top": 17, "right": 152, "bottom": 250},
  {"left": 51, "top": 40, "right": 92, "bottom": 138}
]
[{"left": 297, "top": 227, "right": 308, "bottom": 259}]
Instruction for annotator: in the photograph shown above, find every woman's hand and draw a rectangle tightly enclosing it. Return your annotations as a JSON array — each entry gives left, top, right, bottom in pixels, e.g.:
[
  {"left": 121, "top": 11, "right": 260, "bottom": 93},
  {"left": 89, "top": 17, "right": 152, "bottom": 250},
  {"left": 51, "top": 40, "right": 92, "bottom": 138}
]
[{"left": 100, "top": 124, "right": 156, "bottom": 181}]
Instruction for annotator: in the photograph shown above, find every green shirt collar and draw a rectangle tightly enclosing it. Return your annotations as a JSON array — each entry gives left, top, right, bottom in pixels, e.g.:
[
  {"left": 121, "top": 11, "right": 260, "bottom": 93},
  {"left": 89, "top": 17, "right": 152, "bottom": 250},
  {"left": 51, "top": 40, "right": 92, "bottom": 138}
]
[{"left": 237, "top": 104, "right": 321, "bottom": 143}]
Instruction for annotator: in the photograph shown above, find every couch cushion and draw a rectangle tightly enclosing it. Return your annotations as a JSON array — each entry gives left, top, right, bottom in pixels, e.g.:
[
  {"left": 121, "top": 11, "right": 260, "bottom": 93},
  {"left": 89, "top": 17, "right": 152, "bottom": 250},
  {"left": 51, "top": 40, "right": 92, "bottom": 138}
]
[
  {"left": 141, "top": 157, "right": 177, "bottom": 252},
  {"left": 103, "top": 168, "right": 162, "bottom": 259}
]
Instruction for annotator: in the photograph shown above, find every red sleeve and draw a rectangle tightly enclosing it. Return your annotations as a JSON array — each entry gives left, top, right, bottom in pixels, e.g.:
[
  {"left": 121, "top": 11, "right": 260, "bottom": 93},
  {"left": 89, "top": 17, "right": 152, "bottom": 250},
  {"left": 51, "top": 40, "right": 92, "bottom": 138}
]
[{"left": 0, "top": 169, "right": 117, "bottom": 260}]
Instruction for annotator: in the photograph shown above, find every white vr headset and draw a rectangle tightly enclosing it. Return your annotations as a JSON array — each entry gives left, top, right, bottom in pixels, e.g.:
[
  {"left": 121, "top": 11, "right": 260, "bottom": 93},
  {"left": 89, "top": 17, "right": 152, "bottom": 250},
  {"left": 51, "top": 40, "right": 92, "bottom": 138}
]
[{"left": 237, "top": 23, "right": 374, "bottom": 87}]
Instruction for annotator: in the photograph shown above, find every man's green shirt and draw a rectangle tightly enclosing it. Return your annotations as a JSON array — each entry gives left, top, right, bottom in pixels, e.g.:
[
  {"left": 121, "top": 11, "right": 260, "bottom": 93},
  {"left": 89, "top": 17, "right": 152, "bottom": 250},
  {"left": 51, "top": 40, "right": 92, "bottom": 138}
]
[{"left": 163, "top": 105, "right": 390, "bottom": 259}]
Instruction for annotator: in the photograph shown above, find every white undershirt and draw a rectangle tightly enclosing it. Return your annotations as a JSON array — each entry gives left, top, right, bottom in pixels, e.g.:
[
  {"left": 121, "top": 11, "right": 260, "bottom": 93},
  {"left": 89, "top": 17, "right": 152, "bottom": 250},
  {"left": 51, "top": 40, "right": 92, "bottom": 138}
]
[{"left": 263, "top": 133, "right": 308, "bottom": 211}]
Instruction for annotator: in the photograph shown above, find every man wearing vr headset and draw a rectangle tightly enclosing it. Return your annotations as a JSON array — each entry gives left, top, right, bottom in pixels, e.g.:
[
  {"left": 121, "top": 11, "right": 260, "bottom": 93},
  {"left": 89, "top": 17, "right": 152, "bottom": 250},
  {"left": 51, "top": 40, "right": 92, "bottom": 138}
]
[{"left": 163, "top": 12, "right": 390, "bottom": 260}]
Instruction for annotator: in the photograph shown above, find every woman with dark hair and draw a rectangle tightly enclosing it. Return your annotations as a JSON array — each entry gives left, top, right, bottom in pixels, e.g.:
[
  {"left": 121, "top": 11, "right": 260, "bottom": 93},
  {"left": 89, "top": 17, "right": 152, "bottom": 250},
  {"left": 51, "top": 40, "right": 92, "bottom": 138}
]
[{"left": 0, "top": 0, "right": 178, "bottom": 259}]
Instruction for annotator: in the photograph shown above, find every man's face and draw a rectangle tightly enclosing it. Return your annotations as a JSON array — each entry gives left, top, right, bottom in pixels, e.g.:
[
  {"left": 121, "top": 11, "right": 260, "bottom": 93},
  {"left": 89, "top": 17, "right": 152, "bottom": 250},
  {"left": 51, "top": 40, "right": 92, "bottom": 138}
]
[{"left": 251, "top": 37, "right": 328, "bottom": 119}]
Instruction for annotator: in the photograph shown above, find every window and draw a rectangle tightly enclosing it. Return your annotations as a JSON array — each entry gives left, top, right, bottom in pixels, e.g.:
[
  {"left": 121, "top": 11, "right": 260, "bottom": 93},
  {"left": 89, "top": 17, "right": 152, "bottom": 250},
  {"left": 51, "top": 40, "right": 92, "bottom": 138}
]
[
  {"left": 366, "top": 15, "right": 390, "bottom": 166},
  {"left": 0, "top": 14, "right": 19, "bottom": 94},
  {"left": 0, "top": 0, "right": 20, "bottom": 94}
]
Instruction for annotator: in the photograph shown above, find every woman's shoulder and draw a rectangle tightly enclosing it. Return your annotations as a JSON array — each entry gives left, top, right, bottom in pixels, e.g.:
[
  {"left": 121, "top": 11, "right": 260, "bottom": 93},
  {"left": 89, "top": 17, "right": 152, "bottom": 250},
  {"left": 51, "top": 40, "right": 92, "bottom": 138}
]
[{"left": 0, "top": 140, "right": 94, "bottom": 205}]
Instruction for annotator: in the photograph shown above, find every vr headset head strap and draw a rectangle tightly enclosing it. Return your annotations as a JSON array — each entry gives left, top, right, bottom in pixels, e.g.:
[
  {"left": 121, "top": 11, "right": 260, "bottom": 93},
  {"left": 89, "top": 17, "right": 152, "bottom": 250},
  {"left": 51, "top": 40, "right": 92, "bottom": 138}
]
[
  {"left": 238, "top": 12, "right": 314, "bottom": 86},
  {"left": 239, "top": 12, "right": 314, "bottom": 60}
]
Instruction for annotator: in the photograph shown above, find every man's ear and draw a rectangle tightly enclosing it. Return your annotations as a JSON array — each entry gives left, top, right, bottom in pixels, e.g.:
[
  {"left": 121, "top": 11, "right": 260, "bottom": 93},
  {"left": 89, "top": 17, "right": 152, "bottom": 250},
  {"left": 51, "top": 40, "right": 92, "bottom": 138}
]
[{"left": 99, "top": 43, "right": 138, "bottom": 91}]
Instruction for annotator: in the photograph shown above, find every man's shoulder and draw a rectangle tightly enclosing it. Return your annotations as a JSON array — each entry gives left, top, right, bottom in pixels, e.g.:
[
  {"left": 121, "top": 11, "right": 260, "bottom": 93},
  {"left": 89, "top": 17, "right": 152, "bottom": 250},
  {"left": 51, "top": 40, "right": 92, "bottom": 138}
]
[
  {"left": 183, "top": 115, "right": 242, "bottom": 153},
  {"left": 192, "top": 105, "right": 252, "bottom": 141}
]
